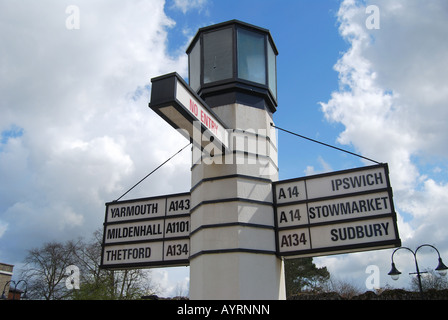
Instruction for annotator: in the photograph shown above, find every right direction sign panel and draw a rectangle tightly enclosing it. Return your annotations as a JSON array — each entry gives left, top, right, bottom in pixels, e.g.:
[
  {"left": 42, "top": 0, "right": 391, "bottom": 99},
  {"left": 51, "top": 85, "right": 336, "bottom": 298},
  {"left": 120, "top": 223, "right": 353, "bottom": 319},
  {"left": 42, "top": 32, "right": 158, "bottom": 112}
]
[{"left": 273, "top": 163, "right": 401, "bottom": 258}]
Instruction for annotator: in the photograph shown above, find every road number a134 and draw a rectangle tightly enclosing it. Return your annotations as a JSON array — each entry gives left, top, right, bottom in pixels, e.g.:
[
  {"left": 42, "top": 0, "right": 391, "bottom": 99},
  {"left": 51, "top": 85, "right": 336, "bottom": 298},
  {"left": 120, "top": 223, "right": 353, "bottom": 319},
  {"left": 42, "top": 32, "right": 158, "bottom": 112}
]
[{"left": 280, "top": 233, "right": 307, "bottom": 248}]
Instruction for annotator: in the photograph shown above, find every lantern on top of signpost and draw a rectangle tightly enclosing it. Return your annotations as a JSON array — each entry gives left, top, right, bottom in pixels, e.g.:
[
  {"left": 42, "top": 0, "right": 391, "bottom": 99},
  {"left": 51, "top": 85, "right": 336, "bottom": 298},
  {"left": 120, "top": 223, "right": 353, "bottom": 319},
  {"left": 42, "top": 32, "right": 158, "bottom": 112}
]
[{"left": 186, "top": 20, "right": 278, "bottom": 114}]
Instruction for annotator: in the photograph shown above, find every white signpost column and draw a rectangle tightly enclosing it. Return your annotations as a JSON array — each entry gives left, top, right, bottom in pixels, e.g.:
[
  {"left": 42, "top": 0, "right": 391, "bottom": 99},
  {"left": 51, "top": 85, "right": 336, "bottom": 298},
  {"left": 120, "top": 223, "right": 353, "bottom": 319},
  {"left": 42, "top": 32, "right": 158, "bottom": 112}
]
[
  {"left": 147, "top": 20, "right": 286, "bottom": 299},
  {"left": 189, "top": 103, "right": 284, "bottom": 300},
  {"left": 184, "top": 21, "right": 285, "bottom": 300},
  {"left": 148, "top": 72, "right": 285, "bottom": 299}
]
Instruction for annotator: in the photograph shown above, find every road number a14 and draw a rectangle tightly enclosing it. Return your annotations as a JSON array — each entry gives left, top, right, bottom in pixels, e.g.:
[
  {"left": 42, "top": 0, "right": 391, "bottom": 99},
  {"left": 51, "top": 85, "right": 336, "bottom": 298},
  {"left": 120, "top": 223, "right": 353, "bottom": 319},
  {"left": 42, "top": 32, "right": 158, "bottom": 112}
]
[
  {"left": 277, "top": 186, "right": 299, "bottom": 200},
  {"left": 279, "top": 209, "right": 301, "bottom": 223}
]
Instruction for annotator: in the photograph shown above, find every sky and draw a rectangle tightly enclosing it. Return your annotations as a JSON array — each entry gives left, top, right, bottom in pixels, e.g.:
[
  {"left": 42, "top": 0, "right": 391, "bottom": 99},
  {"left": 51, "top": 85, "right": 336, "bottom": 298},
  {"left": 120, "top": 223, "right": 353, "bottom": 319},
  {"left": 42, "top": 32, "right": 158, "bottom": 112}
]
[{"left": 1, "top": 0, "right": 448, "bottom": 297}]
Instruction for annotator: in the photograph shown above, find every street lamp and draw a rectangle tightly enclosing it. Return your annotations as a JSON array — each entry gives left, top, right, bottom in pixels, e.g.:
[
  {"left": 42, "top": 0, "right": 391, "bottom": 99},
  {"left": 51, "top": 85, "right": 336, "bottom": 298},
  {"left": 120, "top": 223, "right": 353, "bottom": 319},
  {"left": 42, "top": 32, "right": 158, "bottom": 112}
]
[
  {"left": 388, "top": 244, "right": 448, "bottom": 298},
  {"left": 1, "top": 280, "right": 28, "bottom": 300}
]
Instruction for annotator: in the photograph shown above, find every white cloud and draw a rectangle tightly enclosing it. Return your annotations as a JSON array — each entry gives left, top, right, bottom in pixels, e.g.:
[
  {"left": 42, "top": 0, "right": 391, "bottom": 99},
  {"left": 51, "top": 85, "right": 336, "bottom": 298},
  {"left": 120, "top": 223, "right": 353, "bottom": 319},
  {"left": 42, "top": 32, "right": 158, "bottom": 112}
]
[
  {"left": 0, "top": 0, "right": 192, "bottom": 266},
  {"left": 0, "top": 221, "right": 7, "bottom": 239},
  {"left": 171, "top": 0, "right": 208, "bottom": 14},
  {"left": 318, "top": 0, "right": 448, "bottom": 288},
  {"left": 2, "top": 0, "right": 446, "bottom": 296},
  {"left": 152, "top": 267, "right": 190, "bottom": 297},
  {"left": 304, "top": 156, "right": 332, "bottom": 176}
]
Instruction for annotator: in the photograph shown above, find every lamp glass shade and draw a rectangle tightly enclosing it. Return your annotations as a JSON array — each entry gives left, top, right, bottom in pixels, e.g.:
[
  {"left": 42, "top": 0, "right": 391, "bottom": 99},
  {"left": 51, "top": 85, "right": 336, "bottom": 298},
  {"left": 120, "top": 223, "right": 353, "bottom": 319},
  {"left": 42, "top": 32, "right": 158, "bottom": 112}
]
[
  {"left": 203, "top": 28, "right": 233, "bottom": 84},
  {"left": 189, "top": 39, "right": 201, "bottom": 92},
  {"left": 21, "top": 291, "right": 28, "bottom": 300},
  {"left": 237, "top": 28, "right": 266, "bottom": 85},
  {"left": 435, "top": 258, "right": 448, "bottom": 276},
  {"left": 388, "top": 263, "right": 401, "bottom": 281}
]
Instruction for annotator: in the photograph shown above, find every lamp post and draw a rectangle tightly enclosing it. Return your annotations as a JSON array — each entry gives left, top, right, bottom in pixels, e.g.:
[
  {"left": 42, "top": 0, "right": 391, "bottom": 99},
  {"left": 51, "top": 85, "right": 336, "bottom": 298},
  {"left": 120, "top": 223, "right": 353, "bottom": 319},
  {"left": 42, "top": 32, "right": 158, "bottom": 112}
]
[
  {"left": 1, "top": 280, "right": 28, "bottom": 300},
  {"left": 388, "top": 244, "right": 448, "bottom": 299}
]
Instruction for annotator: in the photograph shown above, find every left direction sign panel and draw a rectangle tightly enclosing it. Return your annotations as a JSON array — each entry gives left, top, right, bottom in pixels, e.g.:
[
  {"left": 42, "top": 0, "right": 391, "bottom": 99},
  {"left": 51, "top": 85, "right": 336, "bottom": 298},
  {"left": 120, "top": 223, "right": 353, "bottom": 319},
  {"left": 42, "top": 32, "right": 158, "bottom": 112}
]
[{"left": 101, "top": 192, "right": 191, "bottom": 269}]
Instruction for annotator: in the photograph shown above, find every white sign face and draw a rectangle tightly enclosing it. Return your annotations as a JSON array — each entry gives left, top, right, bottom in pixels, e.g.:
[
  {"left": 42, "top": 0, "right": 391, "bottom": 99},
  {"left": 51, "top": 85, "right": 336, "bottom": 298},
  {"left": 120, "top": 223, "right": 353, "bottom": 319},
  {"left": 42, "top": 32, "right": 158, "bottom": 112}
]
[
  {"left": 106, "top": 198, "right": 166, "bottom": 223},
  {"left": 305, "top": 166, "right": 388, "bottom": 199},
  {"left": 104, "top": 220, "right": 165, "bottom": 244},
  {"left": 277, "top": 191, "right": 392, "bottom": 228},
  {"left": 274, "top": 180, "right": 307, "bottom": 205},
  {"left": 163, "top": 239, "right": 190, "bottom": 261},
  {"left": 274, "top": 164, "right": 401, "bottom": 258},
  {"left": 175, "top": 79, "right": 229, "bottom": 149},
  {"left": 275, "top": 165, "right": 388, "bottom": 204},
  {"left": 277, "top": 217, "right": 397, "bottom": 256},
  {"left": 149, "top": 73, "right": 229, "bottom": 150},
  {"left": 309, "top": 217, "right": 397, "bottom": 249},
  {"left": 166, "top": 194, "right": 191, "bottom": 216},
  {"left": 101, "top": 242, "right": 164, "bottom": 266},
  {"left": 277, "top": 228, "right": 311, "bottom": 253},
  {"left": 101, "top": 192, "right": 190, "bottom": 269},
  {"left": 164, "top": 216, "right": 190, "bottom": 239}
]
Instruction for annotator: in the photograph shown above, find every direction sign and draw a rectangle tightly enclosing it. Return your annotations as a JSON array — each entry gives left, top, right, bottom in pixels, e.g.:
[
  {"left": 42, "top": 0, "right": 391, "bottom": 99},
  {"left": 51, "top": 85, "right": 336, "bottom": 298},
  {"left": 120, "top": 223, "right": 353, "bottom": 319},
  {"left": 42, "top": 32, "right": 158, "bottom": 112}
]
[
  {"left": 273, "top": 164, "right": 401, "bottom": 258},
  {"left": 149, "top": 72, "right": 229, "bottom": 150},
  {"left": 101, "top": 192, "right": 191, "bottom": 269}
]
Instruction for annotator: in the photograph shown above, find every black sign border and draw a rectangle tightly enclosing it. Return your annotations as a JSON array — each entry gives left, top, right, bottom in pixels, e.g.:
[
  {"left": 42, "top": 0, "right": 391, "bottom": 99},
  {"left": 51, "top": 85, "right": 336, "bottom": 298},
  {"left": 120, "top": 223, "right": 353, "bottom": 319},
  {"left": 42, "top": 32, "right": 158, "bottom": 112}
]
[
  {"left": 100, "top": 192, "right": 191, "bottom": 270},
  {"left": 273, "top": 163, "right": 401, "bottom": 258}
]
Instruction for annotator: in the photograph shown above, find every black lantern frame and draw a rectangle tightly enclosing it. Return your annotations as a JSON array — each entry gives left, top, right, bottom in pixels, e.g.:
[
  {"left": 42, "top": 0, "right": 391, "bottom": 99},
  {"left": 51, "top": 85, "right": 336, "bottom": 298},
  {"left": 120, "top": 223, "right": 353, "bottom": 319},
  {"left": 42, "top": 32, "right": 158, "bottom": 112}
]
[{"left": 186, "top": 20, "right": 279, "bottom": 113}]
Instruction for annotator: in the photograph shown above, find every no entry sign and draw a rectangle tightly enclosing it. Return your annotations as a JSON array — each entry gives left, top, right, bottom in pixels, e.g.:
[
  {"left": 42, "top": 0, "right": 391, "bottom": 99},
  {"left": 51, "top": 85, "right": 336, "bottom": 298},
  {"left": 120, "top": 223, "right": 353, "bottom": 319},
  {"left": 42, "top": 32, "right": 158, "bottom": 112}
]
[{"left": 149, "top": 72, "right": 229, "bottom": 150}]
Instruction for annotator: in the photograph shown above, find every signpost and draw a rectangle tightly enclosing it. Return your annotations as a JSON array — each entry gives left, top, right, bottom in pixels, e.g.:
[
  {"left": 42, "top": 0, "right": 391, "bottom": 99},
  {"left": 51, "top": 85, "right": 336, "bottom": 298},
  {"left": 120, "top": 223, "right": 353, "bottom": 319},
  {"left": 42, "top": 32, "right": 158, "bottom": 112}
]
[
  {"left": 273, "top": 164, "right": 401, "bottom": 258},
  {"left": 101, "top": 192, "right": 191, "bottom": 269},
  {"left": 99, "top": 21, "right": 401, "bottom": 300}
]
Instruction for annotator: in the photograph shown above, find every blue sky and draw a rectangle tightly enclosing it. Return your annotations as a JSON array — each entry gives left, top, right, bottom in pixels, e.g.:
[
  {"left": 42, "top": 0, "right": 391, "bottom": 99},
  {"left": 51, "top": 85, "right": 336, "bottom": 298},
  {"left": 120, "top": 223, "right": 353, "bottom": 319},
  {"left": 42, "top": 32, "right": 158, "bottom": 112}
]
[
  {"left": 165, "top": 0, "right": 358, "bottom": 176},
  {"left": 1, "top": 0, "right": 448, "bottom": 297}
]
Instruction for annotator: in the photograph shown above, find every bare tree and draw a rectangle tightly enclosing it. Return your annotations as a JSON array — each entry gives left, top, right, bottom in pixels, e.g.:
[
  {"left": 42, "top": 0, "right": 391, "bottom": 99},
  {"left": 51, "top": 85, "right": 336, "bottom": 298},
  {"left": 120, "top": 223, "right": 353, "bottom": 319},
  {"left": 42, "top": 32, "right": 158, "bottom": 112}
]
[
  {"left": 21, "top": 240, "right": 79, "bottom": 300},
  {"left": 20, "top": 230, "right": 158, "bottom": 300},
  {"left": 323, "top": 276, "right": 363, "bottom": 299},
  {"left": 410, "top": 269, "right": 448, "bottom": 292},
  {"left": 70, "top": 229, "right": 158, "bottom": 300}
]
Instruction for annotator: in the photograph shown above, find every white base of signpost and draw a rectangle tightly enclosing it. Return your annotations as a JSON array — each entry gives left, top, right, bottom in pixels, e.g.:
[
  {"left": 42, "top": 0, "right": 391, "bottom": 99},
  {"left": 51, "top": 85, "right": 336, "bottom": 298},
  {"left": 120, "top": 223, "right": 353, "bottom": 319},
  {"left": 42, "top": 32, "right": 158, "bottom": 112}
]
[
  {"left": 189, "top": 103, "right": 286, "bottom": 300},
  {"left": 190, "top": 252, "right": 285, "bottom": 300}
]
